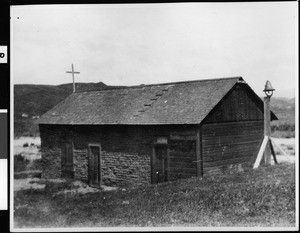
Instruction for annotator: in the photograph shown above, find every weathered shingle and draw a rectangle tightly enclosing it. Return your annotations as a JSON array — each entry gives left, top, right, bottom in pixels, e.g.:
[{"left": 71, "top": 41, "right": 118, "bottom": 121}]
[{"left": 38, "top": 77, "right": 246, "bottom": 125}]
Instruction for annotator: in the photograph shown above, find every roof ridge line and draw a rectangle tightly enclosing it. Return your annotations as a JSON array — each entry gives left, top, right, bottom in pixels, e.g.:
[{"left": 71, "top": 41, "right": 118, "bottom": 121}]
[{"left": 75, "top": 76, "right": 243, "bottom": 94}]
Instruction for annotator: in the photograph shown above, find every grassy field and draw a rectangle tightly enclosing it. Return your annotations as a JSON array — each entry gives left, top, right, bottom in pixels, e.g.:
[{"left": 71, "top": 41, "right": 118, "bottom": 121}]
[{"left": 13, "top": 163, "right": 295, "bottom": 228}]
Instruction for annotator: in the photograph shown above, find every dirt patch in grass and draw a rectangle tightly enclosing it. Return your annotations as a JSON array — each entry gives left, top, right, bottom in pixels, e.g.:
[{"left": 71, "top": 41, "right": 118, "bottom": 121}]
[
  {"left": 14, "top": 178, "right": 117, "bottom": 195},
  {"left": 55, "top": 181, "right": 102, "bottom": 195},
  {"left": 14, "top": 170, "right": 42, "bottom": 179},
  {"left": 14, "top": 178, "right": 46, "bottom": 191}
]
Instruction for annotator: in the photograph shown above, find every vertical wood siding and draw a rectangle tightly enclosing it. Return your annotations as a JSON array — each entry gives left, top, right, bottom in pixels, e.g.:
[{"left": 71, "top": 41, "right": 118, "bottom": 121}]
[{"left": 206, "top": 84, "right": 264, "bottom": 123}]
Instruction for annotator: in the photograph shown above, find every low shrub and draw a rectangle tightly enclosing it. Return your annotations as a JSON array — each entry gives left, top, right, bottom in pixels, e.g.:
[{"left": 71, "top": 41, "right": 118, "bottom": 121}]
[
  {"left": 271, "top": 122, "right": 295, "bottom": 132},
  {"left": 14, "top": 154, "right": 30, "bottom": 172},
  {"left": 30, "top": 159, "right": 42, "bottom": 171},
  {"left": 271, "top": 130, "right": 295, "bottom": 138}
]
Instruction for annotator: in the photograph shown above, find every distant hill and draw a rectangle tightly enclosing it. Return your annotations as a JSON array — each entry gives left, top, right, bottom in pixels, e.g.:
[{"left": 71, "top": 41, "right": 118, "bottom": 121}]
[
  {"left": 268, "top": 97, "right": 295, "bottom": 123},
  {"left": 268, "top": 97, "right": 295, "bottom": 137},
  {"left": 13, "top": 82, "right": 295, "bottom": 137},
  {"left": 14, "top": 82, "right": 125, "bottom": 120},
  {"left": 14, "top": 82, "right": 126, "bottom": 137}
]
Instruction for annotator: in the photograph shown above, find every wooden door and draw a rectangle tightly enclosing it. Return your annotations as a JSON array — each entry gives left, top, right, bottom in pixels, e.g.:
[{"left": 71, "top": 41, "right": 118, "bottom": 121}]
[
  {"left": 153, "top": 145, "right": 168, "bottom": 183},
  {"left": 61, "top": 141, "right": 74, "bottom": 179},
  {"left": 88, "top": 144, "right": 101, "bottom": 187}
]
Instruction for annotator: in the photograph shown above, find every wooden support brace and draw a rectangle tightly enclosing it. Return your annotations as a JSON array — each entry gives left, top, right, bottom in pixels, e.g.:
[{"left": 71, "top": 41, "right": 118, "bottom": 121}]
[
  {"left": 253, "top": 136, "right": 269, "bottom": 169},
  {"left": 270, "top": 137, "right": 290, "bottom": 158},
  {"left": 269, "top": 139, "right": 278, "bottom": 164}
]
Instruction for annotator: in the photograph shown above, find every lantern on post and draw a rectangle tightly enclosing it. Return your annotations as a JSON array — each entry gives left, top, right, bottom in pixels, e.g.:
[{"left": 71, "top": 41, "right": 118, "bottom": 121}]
[
  {"left": 263, "top": 80, "right": 275, "bottom": 97},
  {"left": 253, "top": 80, "right": 278, "bottom": 168},
  {"left": 263, "top": 80, "right": 275, "bottom": 137},
  {"left": 263, "top": 81, "right": 275, "bottom": 165}
]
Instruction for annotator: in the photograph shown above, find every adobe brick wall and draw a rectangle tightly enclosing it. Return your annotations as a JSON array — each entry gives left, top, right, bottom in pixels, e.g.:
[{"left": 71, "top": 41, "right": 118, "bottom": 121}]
[
  {"left": 39, "top": 124, "right": 196, "bottom": 186},
  {"left": 39, "top": 124, "right": 162, "bottom": 186},
  {"left": 73, "top": 149, "right": 89, "bottom": 181},
  {"left": 101, "top": 151, "right": 151, "bottom": 187},
  {"left": 71, "top": 149, "right": 151, "bottom": 186}
]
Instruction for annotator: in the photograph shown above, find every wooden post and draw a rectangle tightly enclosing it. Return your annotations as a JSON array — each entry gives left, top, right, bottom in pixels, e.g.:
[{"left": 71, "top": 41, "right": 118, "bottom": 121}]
[
  {"left": 200, "top": 129, "right": 203, "bottom": 177},
  {"left": 254, "top": 80, "right": 277, "bottom": 168},
  {"left": 167, "top": 146, "right": 170, "bottom": 181},
  {"left": 151, "top": 146, "right": 156, "bottom": 184},
  {"left": 196, "top": 128, "right": 202, "bottom": 177},
  {"left": 264, "top": 96, "right": 272, "bottom": 165}
]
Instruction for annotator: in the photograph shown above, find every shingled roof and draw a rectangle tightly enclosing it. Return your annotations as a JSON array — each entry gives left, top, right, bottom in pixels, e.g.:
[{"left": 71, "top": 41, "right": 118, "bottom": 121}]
[{"left": 37, "top": 77, "right": 269, "bottom": 125}]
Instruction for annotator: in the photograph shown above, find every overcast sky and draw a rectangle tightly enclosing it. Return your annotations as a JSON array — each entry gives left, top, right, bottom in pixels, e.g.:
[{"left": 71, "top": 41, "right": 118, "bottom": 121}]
[{"left": 11, "top": 2, "right": 297, "bottom": 98}]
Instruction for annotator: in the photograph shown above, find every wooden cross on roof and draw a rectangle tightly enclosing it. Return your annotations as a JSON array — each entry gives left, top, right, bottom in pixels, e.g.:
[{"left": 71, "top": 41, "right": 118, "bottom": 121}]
[{"left": 66, "top": 64, "right": 80, "bottom": 93}]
